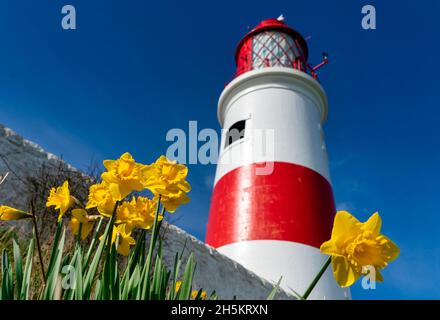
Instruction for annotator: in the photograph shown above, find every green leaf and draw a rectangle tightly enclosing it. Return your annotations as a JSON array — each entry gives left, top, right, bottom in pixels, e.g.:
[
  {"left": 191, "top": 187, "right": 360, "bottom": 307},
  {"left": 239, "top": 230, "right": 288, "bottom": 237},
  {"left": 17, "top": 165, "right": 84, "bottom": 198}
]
[
  {"left": 128, "top": 229, "right": 146, "bottom": 274},
  {"left": 177, "top": 254, "right": 195, "bottom": 300},
  {"left": 1, "top": 249, "right": 14, "bottom": 300},
  {"left": 94, "top": 279, "right": 101, "bottom": 300},
  {"left": 128, "top": 265, "right": 141, "bottom": 299},
  {"left": 113, "top": 256, "right": 120, "bottom": 300},
  {"left": 12, "top": 238, "right": 23, "bottom": 298},
  {"left": 43, "top": 228, "right": 66, "bottom": 300},
  {"left": 20, "top": 238, "right": 34, "bottom": 300},
  {"left": 160, "top": 269, "right": 171, "bottom": 300},
  {"left": 138, "top": 202, "right": 163, "bottom": 300},
  {"left": 208, "top": 291, "right": 219, "bottom": 300},
  {"left": 84, "top": 217, "right": 104, "bottom": 269},
  {"left": 75, "top": 248, "right": 83, "bottom": 300},
  {"left": 150, "top": 252, "right": 162, "bottom": 299},
  {"left": 83, "top": 216, "right": 114, "bottom": 299},
  {"left": 169, "top": 252, "right": 181, "bottom": 300},
  {"left": 46, "top": 221, "right": 63, "bottom": 275},
  {"left": 267, "top": 277, "right": 282, "bottom": 300}
]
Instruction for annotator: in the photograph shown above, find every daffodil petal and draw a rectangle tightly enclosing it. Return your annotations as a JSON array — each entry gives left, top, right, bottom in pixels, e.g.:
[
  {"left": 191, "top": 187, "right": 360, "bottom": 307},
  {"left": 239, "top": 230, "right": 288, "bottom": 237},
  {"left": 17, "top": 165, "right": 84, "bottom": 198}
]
[
  {"left": 332, "top": 211, "right": 362, "bottom": 244},
  {"left": 69, "top": 217, "right": 80, "bottom": 235},
  {"left": 380, "top": 236, "right": 400, "bottom": 262},
  {"left": 72, "top": 208, "right": 88, "bottom": 222},
  {"left": 0, "top": 206, "right": 32, "bottom": 220},
  {"left": 81, "top": 222, "right": 94, "bottom": 240},
  {"left": 332, "top": 256, "right": 361, "bottom": 288},
  {"left": 362, "top": 212, "right": 382, "bottom": 236},
  {"left": 320, "top": 240, "right": 342, "bottom": 256}
]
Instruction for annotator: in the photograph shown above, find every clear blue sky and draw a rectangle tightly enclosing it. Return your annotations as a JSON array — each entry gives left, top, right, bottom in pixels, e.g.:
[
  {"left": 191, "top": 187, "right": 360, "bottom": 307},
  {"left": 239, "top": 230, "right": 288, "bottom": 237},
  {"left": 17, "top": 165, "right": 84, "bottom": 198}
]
[{"left": 0, "top": 0, "right": 439, "bottom": 299}]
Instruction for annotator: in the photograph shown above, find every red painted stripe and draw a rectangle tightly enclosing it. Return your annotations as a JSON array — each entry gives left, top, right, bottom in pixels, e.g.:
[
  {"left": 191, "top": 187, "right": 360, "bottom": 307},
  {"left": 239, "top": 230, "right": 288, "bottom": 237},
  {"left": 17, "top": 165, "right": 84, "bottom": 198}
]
[{"left": 206, "top": 162, "right": 336, "bottom": 249}]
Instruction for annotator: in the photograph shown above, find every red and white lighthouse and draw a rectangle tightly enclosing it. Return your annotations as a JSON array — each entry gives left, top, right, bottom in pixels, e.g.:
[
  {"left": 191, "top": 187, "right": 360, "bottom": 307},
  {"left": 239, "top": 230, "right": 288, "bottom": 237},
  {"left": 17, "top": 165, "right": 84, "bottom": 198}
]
[{"left": 206, "top": 18, "right": 349, "bottom": 299}]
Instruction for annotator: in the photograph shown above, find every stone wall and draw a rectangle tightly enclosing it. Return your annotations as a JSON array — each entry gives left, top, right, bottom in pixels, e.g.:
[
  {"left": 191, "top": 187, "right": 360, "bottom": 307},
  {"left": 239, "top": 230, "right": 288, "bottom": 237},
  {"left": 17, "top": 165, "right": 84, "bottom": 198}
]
[
  {"left": 0, "top": 124, "right": 292, "bottom": 299},
  {"left": 0, "top": 124, "right": 77, "bottom": 210}
]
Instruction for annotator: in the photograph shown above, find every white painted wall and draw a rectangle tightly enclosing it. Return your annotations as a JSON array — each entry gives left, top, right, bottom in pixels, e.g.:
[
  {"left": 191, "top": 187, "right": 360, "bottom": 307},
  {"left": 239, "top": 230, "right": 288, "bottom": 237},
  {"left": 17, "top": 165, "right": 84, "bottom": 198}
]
[{"left": 215, "top": 67, "right": 331, "bottom": 184}]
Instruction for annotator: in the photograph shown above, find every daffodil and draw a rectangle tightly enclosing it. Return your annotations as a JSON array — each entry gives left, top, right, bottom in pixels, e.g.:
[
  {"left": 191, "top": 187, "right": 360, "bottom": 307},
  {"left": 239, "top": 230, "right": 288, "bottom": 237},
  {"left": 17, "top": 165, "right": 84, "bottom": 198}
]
[
  {"left": 101, "top": 152, "right": 148, "bottom": 201},
  {"left": 144, "top": 156, "right": 191, "bottom": 194},
  {"left": 175, "top": 281, "right": 182, "bottom": 292},
  {"left": 320, "top": 211, "right": 399, "bottom": 288},
  {"left": 192, "top": 290, "right": 207, "bottom": 300},
  {"left": 0, "top": 205, "right": 32, "bottom": 220},
  {"left": 69, "top": 209, "right": 99, "bottom": 240},
  {"left": 116, "top": 196, "right": 158, "bottom": 229},
  {"left": 100, "top": 224, "right": 135, "bottom": 256},
  {"left": 175, "top": 281, "right": 207, "bottom": 299},
  {"left": 143, "top": 156, "right": 191, "bottom": 212},
  {"left": 86, "top": 182, "right": 116, "bottom": 217},
  {"left": 157, "top": 187, "right": 190, "bottom": 213},
  {"left": 46, "top": 181, "right": 76, "bottom": 221}
]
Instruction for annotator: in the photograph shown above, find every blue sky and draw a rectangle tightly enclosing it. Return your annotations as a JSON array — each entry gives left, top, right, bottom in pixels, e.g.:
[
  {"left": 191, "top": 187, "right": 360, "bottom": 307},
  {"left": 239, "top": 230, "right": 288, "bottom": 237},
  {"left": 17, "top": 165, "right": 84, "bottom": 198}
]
[{"left": 0, "top": 0, "right": 439, "bottom": 299}]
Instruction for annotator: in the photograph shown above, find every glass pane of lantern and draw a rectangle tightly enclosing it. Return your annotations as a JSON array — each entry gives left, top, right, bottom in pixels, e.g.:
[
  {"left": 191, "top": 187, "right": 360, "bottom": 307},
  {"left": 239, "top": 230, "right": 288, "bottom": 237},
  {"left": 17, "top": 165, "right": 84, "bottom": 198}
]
[{"left": 252, "top": 31, "right": 299, "bottom": 70}]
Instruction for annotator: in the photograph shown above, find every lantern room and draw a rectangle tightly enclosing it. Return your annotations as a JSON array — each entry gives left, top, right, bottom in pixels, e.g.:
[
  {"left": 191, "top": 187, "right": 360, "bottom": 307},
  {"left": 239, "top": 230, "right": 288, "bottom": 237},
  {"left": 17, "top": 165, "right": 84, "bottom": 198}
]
[{"left": 235, "top": 18, "right": 325, "bottom": 79}]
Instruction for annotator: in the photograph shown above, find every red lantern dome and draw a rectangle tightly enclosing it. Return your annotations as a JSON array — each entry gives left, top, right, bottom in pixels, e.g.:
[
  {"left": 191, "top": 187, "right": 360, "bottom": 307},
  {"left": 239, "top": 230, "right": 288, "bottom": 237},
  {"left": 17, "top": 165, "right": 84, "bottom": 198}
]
[{"left": 235, "top": 18, "right": 309, "bottom": 77}]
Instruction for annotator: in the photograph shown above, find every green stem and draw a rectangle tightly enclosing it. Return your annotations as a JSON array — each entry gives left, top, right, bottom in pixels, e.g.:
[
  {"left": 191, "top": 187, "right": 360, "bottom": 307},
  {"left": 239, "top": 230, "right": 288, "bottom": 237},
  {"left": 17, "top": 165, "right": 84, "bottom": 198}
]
[
  {"left": 141, "top": 195, "right": 162, "bottom": 299},
  {"left": 30, "top": 200, "right": 46, "bottom": 284},
  {"left": 302, "top": 256, "right": 331, "bottom": 300},
  {"left": 147, "top": 195, "right": 162, "bottom": 269},
  {"left": 129, "top": 229, "right": 146, "bottom": 274},
  {"left": 84, "top": 217, "right": 104, "bottom": 269},
  {"left": 103, "top": 201, "right": 120, "bottom": 300},
  {"left": 105, "top": 201, "right": 120, "bottom": 256}
]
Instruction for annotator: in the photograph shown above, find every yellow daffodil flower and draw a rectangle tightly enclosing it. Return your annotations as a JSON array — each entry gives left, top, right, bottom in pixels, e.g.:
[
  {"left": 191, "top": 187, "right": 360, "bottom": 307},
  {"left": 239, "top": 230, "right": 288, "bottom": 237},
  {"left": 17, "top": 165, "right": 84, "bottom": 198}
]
[
  {"left": 46, "top": 181, "right": 76, "bottom": 221},
  {"left": 192, "top": 290, "right": 207, "bottom": 300},
  {"left": 157, "top": 187, "right": 190, "bottom": 213},
  {"left": 101, "top": 152, "right": 148, "bottom": 201},
  {"left": 175, "top": 281, "right": 207, "bottom": 299},
  {"left": 69, "top": 209, "right": 99, "bottom": 240},
  {"left": 143, "top": 156, "right": 191, "bottom": 212},
  {"left": 144, "top": 156, "right": 191, "bottom": 195},
  {"left": 86, "top": 182, "right": 116, "bottom": 217},
  {"left": 100, "top": 224, "right": 135, "bottom": 256},
  {"left": 320, "top": 211, "right": 400, "bottom": 288},
  {"left": 116, "top": 196, "right": 158, "bottom": 230},
  {"left": 0, "top": 205, "right": 32, "bottom": 220}
]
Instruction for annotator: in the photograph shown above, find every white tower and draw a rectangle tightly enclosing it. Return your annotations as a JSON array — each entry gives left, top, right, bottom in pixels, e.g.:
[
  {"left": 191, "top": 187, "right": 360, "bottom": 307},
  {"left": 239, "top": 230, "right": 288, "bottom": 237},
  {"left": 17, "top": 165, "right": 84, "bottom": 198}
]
[{"left": 206, "top": 18, "right": 349, "bottom": 299}]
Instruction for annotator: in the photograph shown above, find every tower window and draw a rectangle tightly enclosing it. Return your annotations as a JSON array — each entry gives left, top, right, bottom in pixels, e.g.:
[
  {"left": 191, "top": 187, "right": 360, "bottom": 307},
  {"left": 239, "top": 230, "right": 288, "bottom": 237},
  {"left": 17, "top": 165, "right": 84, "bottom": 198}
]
[{"left": 225, "top": 120, "right": 246, "bottom": 148}]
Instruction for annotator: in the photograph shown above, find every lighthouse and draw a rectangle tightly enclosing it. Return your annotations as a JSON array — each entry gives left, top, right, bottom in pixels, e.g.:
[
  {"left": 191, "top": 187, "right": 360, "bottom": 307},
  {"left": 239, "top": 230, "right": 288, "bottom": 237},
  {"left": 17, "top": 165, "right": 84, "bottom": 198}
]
[{"left": 206, "top": 17, "right": 349, "bottom": 299}]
